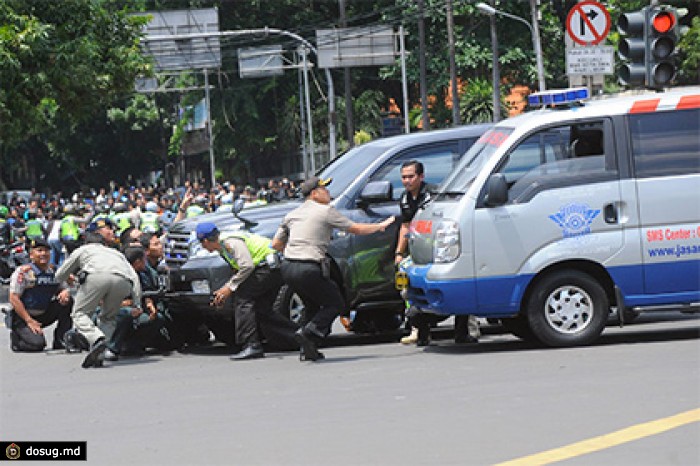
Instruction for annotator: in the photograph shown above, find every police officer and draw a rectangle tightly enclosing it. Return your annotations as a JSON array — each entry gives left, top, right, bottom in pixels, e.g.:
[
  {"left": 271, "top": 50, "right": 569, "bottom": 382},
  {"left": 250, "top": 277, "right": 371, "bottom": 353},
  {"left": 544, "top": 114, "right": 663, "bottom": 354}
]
[
  {"left": 271, "top": 176, "right": 394, "bottom": 361},
  {"left": 197, "top": 222, "right": 298, "bottom": 360},
  {"left": 55, "top": 218, "right": 142, "bottom": 368},
  {"left": 395, "top": 160, "right": 480, "bottom": 346},
  {"left": 7, "top": 238, "right": 72, "bottom": 352},
  {"left": 140, "top": 201, "right": 161, "bottom": 234},
  {"left": 60, "top": 204, "right": 83, "bottom": 255},
  {"left": 24, "top": 209, "right": 45, "bottom": 241}
]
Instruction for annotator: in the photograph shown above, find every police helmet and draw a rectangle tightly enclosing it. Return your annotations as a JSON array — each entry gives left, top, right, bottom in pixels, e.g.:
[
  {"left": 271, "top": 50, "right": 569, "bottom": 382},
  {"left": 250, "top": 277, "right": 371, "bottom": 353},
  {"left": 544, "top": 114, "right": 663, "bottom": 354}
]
[
  {"left": 145, "top": 201, "right": 158, "bottom": 213},
  {"left": 0, "top": 205, "right": 8, "bottom": 218}
]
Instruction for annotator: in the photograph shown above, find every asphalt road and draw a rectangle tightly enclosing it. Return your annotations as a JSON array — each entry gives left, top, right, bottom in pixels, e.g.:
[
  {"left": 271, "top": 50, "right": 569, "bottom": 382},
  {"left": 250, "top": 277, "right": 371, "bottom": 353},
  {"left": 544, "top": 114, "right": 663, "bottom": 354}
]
[{"left": 1, "top": 301, "right": 699, "bottom": 465}]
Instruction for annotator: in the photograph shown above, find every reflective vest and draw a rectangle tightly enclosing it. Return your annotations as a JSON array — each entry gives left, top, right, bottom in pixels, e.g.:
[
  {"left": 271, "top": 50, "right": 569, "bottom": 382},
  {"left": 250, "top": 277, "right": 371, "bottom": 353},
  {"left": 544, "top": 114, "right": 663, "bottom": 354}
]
[
  {"left": 218, "top": 232, "right": 272, "bottom": 270},
  {"left": 140, "top": 212, "right": 160, "bottom": 233},
  {"left": 25, "top": 219, "right": 43, "bottom": 240},
  {"left": 186, "top": 205, "right": 205, "bottom": 218},
  {"left": 112, "top": 212, "right": 132, "bottom": 234},
  {"left": 60, "top": 216, "right": 80, "bottom": 240}
]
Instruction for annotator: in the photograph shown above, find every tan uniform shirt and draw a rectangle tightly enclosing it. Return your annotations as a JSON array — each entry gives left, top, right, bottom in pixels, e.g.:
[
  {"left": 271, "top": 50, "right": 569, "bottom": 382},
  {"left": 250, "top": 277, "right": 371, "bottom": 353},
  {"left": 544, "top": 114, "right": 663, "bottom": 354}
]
[
  {"left": 55, "top": 243, "right": 142, "bottom": 305},
  {"left": 274, "top": 200, "right": 353, "bottom": 262}
]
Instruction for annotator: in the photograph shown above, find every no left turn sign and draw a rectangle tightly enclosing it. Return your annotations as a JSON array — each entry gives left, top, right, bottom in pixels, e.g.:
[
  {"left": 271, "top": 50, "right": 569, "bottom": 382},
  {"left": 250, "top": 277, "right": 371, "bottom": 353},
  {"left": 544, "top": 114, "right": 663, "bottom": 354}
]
[{"left": 566, "top": 0, "right": 611, "bottom": 46}]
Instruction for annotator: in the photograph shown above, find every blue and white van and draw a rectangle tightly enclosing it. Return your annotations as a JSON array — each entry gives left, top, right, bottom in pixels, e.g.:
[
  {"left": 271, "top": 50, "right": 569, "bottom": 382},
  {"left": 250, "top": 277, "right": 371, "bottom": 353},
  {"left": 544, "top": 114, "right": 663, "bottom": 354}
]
[{"left": 405, "top": 87, "right": 700, "bottom": 347}]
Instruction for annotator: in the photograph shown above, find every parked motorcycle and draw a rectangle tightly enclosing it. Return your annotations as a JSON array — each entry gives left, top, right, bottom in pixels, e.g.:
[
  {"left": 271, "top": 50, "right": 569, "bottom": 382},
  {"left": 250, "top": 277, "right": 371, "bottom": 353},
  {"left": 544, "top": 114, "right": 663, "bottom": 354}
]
[{"left": 0, "top": 241, "right": 30, "bottom": 283}]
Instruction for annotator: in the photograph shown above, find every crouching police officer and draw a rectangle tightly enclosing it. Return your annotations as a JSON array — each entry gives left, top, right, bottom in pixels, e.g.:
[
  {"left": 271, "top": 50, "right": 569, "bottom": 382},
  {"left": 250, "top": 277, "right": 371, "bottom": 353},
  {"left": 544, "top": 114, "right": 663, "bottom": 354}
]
[
  {"left": 271, "top": 177, "right": 394, "bottom": 362},
  {"left": 196, "top": 222, "right": 298, "bottom": 360},
  {"left": 55, "top": 218, "right": 142, "bottom": 368},
  {"left": 6, "top": 238, "right": 72, "bottom": 352}
]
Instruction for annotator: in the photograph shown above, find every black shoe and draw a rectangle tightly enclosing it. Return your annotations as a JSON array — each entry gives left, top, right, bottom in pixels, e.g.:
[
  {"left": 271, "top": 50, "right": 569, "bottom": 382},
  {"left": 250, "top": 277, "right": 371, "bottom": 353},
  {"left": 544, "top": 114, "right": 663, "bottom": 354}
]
[
  {"left": 300, "top": 348, "right": 325, "bottom": 361},
  {"left": 52, "top": 340, "right": 66, "bottom": 350},
  {"left": 82, "top": 338, "right": 107, "bottom": 369},
  {"left": 9, "top": 331, "right": 20, "bottom": 352},
  {"left": 230, "top": 344, "right": 264, "bottom": 361},
  {"left": 294, "top": 328, "right": 323, "bottom": 361}
]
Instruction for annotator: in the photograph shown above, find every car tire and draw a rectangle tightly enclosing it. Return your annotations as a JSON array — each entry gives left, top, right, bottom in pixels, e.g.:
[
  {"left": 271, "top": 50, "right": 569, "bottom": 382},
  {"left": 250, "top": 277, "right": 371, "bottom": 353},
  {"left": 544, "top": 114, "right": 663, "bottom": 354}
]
[
  {"left": 273, "top": 284, "right": 306, "bottom": 325},
  {"left": 527, "top": 270, "right": 609, "bottom": 347}
]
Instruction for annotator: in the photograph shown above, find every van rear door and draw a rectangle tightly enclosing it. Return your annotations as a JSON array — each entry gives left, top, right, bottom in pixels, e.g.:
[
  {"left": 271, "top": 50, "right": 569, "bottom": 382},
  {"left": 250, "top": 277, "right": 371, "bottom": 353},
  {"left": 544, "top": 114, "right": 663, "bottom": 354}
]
[{"left": 629, "top": 106, "right": 700, "bottom": 301}]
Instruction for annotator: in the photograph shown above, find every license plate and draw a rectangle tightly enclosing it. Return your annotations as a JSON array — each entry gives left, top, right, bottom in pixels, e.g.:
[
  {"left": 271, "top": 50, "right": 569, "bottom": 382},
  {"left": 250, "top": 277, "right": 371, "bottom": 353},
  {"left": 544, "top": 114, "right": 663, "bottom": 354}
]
[
  {"left": 395, "top": 271, "right": 409, "bottom": 290},
  {"left": 191, "top": 280, "right": 211, "bottom": 294}
]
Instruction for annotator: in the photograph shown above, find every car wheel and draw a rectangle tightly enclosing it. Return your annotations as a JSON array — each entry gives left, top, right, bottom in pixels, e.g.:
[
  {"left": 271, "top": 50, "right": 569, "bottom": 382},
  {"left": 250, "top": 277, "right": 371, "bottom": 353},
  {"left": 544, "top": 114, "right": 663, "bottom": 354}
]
[
  {"left": 527, "top": 270, "right": 609, "bottom": 347},
  {"left": 273, "top": 284, "right": 305, "bottom": 325}
]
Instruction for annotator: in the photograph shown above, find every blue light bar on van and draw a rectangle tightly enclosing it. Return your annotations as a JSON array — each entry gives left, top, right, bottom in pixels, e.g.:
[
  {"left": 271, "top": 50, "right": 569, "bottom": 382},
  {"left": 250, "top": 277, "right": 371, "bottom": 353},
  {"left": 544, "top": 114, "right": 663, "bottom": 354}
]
[{"left": 527, "top": 87, "right": 589, "bottom": 107}]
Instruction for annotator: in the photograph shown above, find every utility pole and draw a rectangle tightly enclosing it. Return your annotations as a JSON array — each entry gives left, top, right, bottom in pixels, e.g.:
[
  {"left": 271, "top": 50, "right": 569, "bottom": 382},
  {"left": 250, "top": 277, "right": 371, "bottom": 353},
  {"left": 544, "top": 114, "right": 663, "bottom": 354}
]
[
  {"left": 446, "top": 0, "right": 461, "bottom": 125},
  {"left": 418, "top": 0, "right": 430, "bottom": 130},
  {"left": 339, "top": 0, "right": 355, "bottom": 146},
  {"left": 489, "top": 0, "right": 501, "bottom": 122}
]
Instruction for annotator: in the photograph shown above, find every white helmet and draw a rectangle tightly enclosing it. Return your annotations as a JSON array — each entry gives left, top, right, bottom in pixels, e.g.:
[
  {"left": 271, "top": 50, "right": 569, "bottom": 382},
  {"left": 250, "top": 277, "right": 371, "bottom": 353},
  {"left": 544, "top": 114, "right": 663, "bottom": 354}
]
[{"left": 145, "top": 201, "right": 158, "bottom": 212}]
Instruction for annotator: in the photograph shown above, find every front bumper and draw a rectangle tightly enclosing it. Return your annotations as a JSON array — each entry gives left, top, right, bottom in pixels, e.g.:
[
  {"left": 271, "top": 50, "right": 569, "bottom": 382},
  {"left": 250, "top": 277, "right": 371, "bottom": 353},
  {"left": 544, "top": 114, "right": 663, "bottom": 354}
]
[{"left": 406, "top": 264, "right": 478, "bottom": 315}]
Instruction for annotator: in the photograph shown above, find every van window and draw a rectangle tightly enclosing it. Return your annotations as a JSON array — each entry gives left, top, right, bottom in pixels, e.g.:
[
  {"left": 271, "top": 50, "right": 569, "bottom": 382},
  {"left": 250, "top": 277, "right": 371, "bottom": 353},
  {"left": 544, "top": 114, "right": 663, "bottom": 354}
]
[
  {"left": 630, "top": 108, "right": 700, "bottom": 177},
  {"left": 368, "top": 142, "right": 466, "bottom": 200},
  {"left": 494, "top": 120, "right": 616, "bottom": 204}
]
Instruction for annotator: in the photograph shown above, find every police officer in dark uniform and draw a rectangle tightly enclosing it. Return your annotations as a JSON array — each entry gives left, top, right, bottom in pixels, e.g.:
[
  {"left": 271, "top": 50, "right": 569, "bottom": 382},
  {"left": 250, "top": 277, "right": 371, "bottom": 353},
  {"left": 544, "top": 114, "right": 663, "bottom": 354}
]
[
  {"left": 272, "top": 176, "right": 395, "bottom": 361},
  {"left": 197, "top": 222, "right": 299, "bottom": 360},
  {"left": 395, "top": 160, "right": 479, "bottom": 346},
  {"left": 6, "top": 238, "right": 72, "bottom": 352}
]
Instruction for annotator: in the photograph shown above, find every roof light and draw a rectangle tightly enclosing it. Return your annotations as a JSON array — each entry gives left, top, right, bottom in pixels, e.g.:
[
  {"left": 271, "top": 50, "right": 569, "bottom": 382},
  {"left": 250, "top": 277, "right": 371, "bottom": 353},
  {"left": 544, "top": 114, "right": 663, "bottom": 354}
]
[{"left": 528, "top": 87, "right": 589, "bottom": 108}]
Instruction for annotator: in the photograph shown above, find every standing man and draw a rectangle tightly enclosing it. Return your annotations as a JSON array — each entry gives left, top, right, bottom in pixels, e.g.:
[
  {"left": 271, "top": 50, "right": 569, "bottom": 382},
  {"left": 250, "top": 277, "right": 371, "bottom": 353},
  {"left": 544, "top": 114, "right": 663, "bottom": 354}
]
[
  {"left": 395, "top": 160, "right": 480, "bottom": 346},
  {"left": 272, "top": 176, "right": 395, "bottom": 361},
  {"left": 6, "top": 238, "right": 72, "bottom": 352},
  {"left": 197, "top": 222, "right": 298, "bottom": 360},
  {"left": 55, "top": 218, "right": 142, "bottom": 368}
]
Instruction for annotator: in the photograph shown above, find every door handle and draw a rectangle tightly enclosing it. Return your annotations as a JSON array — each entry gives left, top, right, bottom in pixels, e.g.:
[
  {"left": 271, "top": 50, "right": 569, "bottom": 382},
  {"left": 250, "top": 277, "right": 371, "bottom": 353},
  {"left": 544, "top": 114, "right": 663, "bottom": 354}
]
[{"left": 604, "top": 203, "right": 618, "bottom": 224}]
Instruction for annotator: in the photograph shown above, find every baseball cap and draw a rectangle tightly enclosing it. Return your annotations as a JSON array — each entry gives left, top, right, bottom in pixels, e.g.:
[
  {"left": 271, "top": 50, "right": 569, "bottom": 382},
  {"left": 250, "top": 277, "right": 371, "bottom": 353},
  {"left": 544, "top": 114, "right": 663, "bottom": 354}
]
[
  {"left": 195, "top": 222, "right": 219, "bottom": 241},
  {"left": 300, "top": 176, "right": 332, "bottom": 197},
  {"left": 27, "top": 238, "right": 50, "bottom": 250},
  {"left": 86, "top": 217, "right": 115, "bottom": 232}
]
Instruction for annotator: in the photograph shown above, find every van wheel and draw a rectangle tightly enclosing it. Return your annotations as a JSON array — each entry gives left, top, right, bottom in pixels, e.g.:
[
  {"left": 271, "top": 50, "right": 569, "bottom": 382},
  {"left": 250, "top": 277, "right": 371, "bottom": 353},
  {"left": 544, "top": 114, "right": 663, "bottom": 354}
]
[
  {"left": 527, "top": 271, "right": 608, "bottom": 347},
  {"left": 273, "top": 284, "right": 305, "bottom": 325}
]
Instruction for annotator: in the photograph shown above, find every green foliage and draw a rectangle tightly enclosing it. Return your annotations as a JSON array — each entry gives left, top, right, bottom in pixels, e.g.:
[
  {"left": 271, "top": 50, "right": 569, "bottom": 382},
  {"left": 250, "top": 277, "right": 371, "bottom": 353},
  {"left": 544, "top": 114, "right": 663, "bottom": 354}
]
[
  {"left": 460, "top": 78, "right": 502, "bottom": 124},
  {"left": 0, "top": 0, "right": 150, "bottom": 149},
  {"left": 354, "top": 130, "right": 372, "bottom": 146}
]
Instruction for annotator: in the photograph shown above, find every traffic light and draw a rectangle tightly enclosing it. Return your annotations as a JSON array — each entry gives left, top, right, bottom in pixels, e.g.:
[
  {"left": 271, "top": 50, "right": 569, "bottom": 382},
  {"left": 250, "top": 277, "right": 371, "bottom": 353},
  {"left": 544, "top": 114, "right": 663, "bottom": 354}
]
[
  {"left": 646, "top": 6, "right": 678, "bottom": 89},
  {"left": 617, "top": 9, "right": 647, "bottom": 86}
]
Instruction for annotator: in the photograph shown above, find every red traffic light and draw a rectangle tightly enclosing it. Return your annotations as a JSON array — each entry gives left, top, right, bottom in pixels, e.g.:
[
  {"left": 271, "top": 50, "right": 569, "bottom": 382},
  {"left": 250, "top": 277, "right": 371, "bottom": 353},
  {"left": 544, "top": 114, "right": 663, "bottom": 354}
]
[{"left": 651, "top": 11, "right": 676, "bottom": 34}]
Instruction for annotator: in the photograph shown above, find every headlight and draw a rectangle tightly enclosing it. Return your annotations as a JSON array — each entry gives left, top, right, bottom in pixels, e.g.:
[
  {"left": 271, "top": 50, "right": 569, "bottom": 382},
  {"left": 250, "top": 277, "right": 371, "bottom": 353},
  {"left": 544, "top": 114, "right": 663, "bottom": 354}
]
[{"left": 434, "top": 220, "right": 460, "bottom": 263}]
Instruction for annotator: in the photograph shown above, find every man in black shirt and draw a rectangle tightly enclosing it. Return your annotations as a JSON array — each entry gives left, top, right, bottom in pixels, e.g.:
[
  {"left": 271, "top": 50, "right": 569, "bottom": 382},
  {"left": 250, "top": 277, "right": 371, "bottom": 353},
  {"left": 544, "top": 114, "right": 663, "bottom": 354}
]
[{"left": 394, "top": 160, "right": 480, "bottom": 346}]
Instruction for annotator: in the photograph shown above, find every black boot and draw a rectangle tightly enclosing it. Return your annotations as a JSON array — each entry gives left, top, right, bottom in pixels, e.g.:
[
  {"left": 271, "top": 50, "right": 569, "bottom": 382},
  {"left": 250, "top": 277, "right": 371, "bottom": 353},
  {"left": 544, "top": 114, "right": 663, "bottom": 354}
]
[
  {"left": 230, "top": 343, "right": 264, "bottom": 360},
  {"left": 294, "top": 327, "right": 324, "bottom": 361},
  {"left": 82, "top": 338, "right": 107, "bottom": 368}
]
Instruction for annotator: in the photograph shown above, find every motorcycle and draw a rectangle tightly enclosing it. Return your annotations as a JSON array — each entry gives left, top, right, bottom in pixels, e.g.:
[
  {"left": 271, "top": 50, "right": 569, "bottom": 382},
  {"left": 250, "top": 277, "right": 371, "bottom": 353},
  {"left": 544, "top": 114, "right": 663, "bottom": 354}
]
[{"left": 0, "top": 241, "right": 30, "bottom": 283}]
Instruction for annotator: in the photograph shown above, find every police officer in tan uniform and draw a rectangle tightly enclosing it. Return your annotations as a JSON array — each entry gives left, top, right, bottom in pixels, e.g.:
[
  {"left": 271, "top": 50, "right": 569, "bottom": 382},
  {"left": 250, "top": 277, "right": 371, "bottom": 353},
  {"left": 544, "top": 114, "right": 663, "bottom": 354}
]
[
  {"left": 55, "top": 218, "right": 142, "bottom": 368},
  {"left": 272, "top": 177, "right": 394, "bottom": 361}
]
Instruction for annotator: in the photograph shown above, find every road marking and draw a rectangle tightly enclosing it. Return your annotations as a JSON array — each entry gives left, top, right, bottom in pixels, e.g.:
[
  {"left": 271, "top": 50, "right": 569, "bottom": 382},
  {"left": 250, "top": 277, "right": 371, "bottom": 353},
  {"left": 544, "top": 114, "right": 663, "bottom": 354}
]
[{"left": 495, "top": 408, "right": 700, "bottom": 466}]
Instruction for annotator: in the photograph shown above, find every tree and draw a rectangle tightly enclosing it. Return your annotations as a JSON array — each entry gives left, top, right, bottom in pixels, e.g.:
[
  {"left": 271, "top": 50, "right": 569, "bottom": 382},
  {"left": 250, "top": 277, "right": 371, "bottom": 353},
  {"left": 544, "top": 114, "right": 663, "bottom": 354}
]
[{"left": 0, "top": 0, "right": 151, "bottom": 189}]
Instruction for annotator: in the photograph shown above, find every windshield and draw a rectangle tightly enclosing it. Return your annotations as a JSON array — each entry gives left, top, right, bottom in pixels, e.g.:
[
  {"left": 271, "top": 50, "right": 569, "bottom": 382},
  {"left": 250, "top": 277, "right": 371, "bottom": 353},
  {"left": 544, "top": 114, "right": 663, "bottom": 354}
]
[
  {"left": 440, "top": 128, "right": 514, "bottom": 193},
  {"left": 317, "top": 144, "right": 387, "bottom": 198}
]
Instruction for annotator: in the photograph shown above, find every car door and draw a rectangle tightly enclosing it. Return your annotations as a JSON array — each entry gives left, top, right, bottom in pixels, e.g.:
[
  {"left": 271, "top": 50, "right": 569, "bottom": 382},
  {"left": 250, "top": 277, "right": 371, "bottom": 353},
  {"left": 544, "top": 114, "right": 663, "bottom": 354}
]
[
  {"left": 472, "top": 119, "right": 625, "bottom": 315},
  {"left": 341, "top": 140, "right": 472, "bottom": 305}
]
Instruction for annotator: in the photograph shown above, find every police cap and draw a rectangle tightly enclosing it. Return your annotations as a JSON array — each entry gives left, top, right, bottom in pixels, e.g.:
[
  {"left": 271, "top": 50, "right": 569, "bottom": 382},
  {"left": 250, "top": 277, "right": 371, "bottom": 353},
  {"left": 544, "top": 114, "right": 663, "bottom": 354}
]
[
  {"left": 27, "top": 238, "right": 50, "bottom": 251},
  {"left": 300, "top": 176, "right": 332, "bottom": 197},
  {"left": 195, "top": 222, "right": 219, "bottom": 241}
]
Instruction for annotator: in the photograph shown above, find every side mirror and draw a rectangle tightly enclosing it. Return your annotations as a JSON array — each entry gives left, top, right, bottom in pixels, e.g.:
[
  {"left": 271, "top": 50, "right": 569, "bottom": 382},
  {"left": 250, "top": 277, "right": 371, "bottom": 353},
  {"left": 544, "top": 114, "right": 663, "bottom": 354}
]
[
  {"left": 484, "top": 173, "right": 508, "bottom": 207},
  {"left": 358, "top": 180, "right": 393, "bottom": 205},
  {"left": 231, "top": 198, "right": 258, "bottom": 230},
  {"left": 232, "top": 198, "right": 245, "bottom": 216}
]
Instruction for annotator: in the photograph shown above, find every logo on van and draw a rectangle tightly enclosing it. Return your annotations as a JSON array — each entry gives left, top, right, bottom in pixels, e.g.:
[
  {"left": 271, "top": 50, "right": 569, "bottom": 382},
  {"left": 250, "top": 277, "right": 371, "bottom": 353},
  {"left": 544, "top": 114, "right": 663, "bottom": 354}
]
[{"left": 549, "top": 203, "right": 600, "bottom": 238}]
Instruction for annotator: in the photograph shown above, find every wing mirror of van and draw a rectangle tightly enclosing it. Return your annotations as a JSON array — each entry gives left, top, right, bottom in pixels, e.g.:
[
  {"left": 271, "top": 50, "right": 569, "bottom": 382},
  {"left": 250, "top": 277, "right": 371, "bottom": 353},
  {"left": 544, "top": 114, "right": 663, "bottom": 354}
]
[
  {"left": 358, "top": 180, "right": 393, "bottom": 206},
  {"left": 231, "top": 198, "right": 258, "bottom": 229},
  {"left": 484, "top": 173, "right": 508, "bottom": 207}
]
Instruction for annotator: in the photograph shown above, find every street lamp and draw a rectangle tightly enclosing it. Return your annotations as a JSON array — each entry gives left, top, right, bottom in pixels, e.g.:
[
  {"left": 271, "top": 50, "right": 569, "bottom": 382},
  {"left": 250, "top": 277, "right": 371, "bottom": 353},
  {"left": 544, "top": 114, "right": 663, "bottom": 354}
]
[{"left": 476, "top": 1, "right": 546, "bottom": 92}]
